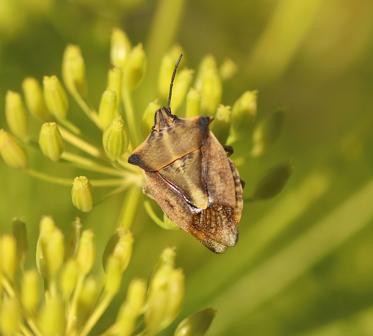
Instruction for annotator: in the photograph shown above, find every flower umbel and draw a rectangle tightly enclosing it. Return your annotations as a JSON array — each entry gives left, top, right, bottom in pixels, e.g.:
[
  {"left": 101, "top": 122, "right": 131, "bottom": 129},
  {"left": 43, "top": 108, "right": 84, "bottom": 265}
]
[
  {"left": 0, "top": 28, "right": 289, "bottom": 232},
  {"left": 0, "top": 217, "right": 214, "bottom": 336}
]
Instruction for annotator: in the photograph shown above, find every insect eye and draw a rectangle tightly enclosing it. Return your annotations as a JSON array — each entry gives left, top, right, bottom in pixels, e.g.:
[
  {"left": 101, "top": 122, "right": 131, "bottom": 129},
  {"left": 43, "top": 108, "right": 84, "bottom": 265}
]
[{"left": 128, "top": 154, "right": 141, "bottom": 165}]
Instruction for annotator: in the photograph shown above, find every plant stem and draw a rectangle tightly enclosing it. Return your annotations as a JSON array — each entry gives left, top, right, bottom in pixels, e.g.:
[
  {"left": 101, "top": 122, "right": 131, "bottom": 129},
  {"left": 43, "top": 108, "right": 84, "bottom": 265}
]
[
  {"left": 26, "top": 169, "right": 125, "bottom": 188},
  {"left": 2, "top": 278, "right": 42, "bottom": 336},
  {"left": 2, "top": 277, "right": 15, "bottom": 297},
  {"left": 79, "top": 292, "right": 114, "bottom": 336},
  {"left": 117, "top": 185, "right": 142, "bottom": 229},
  {"left": 59, "top": 127, "right": 103, "bottom": 159},
  {"left": 62, "top": 152, "right": 124, "bottom": 177},
  {"left": 59, "top": 118, "right": 81, "bottom": 135},
  {"left": 71, "top": 90, "right": 101, "bottom": 129},
  {"left": 27, "top": 319, "right": 42, "bottom": 336},
  {"left": 20, "top": 325, "right": 33, "bottom": 336},
  {"left": 26, "top": 169, "right": 73, "bottom": 186},
  {"left": 122, "top": 87, "right": 140, "bottom": 146},
  {"left": 67, "top": 274, "right": 85, "bottom": 334}
]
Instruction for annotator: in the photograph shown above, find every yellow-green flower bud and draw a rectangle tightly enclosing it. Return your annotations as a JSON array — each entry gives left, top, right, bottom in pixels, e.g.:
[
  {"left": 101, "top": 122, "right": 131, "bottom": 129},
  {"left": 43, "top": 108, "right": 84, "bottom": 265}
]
[
  {"left": 71, "top": 176, "right": 93, "bottom": 213},
  {"left": 105, "top": 256, "right": 122, "bottom": 295},
  {"left": 65, "top": 217, "right": 82, "bottom": 260},
  {"left": 174, "top": 308, "right": 216, "bottom": 336},
  {"left": 124, "top": 44, "right": 146, "bottom": 89},
  {"left": 5, "top": 90, "right": 29, "bottom": 140},
  {"left": 21, "top": 270, "right": 40, "bottom": 315},
  {"left": 0, "top": 129, "right": 27, "bottom": 169},
  {"left": 145, "top": 248, "right": 185, "bottom": 333},
  {"left": 98, "top": 90, "right": 118, "bottom": 129},
  {"left": 116, "top": 279, "right": 146, "bottom": 336},
  {"left": 103, "top": 229, "right": 133, "bottom": 273},
  {"left": 142, "top": 100, "right": 160, "bottom": 130},
  {"left": 185, "top": 88, "right": 201, "bottom": 118},
  {"left": 251, "top": 110, "right": 284, "bottom": 157},
  {"left": 229, "top": 90, "right": 257, "bottom": 144},
  {"left": 39, "top": 122, "right": 64, "bottom": 161},
  {"left": 0, "top": 235, "right": 17, "bottom": 282},
  {"left": 103, "top": 116, "right": 128, "bottom": 161},
  {"left": 39, "top": 216, "right": 56, "bottom": 236},
  {"left": 164, "top": 268, "right": 184, "bottom": 323},
  {"left": 196, "top": 55, "right": 222, "bottom": 115},
  {"left": 12, "top": 218, "right": 28, "bottom": 267},
  {"left": 39, "top": 295, "right": 65, "bottom": 336},
  {"left": 44, "top": 228, "right": 64, "bottom": 280},
  {"left": 170, "top": 69, "right": 193, "bottom": 112},
  {"left": 62, "top": 45, "right": 86, "bottom": 96},
  {"left": 0, "top": 298, "right": 21, "bottom": 336},
  {"left": 22, "top": 77, "right": 51, "bottom": 121},
  {"left": 36, "top": 216, "right": 56, "bottom": 279},
  {"left": 43, "top": 75, "right": 69, "bottom": 120},
  {"left": 125, "top": 278, "right": 146, "bottom": 313},
  {"left": 220, "top": 58, "right": 237, "bottom": 80},
  {"left": 159, "top": 45, "right": 183, "bottom": 99},
  {"left": 212, "top": 105, "right": 232, "bottom": 144},
  {"left": 111, "top": 28, "right": 131, "bottom": 68},
  {"left": 107, "top": 67, "right": 122, "bottom": 103},
  {"left": 60, "top": 259, "right": 78, "bottom": 300},
  {"left": 77, "top": 277, "right": 100, "bottom": 321},
  {"left": 76, "top": 230, "right": 95, "bottom": 275}
]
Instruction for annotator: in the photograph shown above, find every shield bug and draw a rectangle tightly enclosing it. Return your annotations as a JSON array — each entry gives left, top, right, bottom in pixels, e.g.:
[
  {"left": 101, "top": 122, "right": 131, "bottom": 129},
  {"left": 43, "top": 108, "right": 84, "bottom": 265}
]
[{"left": 128, "top": 55, "right": 243, "bottom": 253}]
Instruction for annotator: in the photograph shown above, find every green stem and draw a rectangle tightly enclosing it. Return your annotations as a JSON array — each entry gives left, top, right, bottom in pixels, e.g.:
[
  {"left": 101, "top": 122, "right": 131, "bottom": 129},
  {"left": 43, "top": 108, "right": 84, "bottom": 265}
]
[
  {"left": 20, "top": 325, "right": 33, "bottom": 336},
  {"left": 62, "top": 152, "right": 124, "bottom": 177},
  {"left": 79, "top": 292, "right": 114, "bottom": 336},
  {"left": 27, "top": 319, "right": 42, "bottom": 336},
  {"left": 118, "top": 158, "right": 140, "bottom": 174},
  {"left": 59, "top": 118, "right": 81, "bottom": 135},
  {"left": 90, "top": 179, "right": 126, "bottom": 188},
  {"left": 67, "top": 274, "right": 85, "bottom": 334},
  {"left": 2, "top": 277, "right": 15, "bottom": 297},
  {"left": 122, "top": 87, "right": 140, "bottom": 146},
  {"left": 117, "top": 185, "right": 142, "bottom": 229},
  {"left": 2, "top": 278, "right": 42, "bottom": 336},
  {"left": 59, "top": 127, "right": 104, "bottom": 159},
  {"left": 71, "top": 90, "right": 101, "bottom": 129},
  {"left": 26, "top": 169, "right": 125, "bottom": 188},
  {"left": 144, "top": 201, "right": 177, "bottom": 230},
  {"left": 144, "top": 201, "right": 165, "bottom": 228},
  {"left": 26, "top": 169, "right": 73, "bottom": 186}
]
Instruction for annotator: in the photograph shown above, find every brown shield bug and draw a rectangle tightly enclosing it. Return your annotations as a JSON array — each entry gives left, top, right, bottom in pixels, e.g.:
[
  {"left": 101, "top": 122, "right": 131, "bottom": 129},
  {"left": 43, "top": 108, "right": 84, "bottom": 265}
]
[{"left": 128, "top": 55, "right": 243, "bottom": 253}]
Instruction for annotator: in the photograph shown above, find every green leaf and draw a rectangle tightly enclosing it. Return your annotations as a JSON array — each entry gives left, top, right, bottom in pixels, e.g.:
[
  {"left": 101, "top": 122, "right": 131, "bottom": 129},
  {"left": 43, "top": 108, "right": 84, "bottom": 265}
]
[
  {"left": 251, "top": 162, "right": 293, "bottom": 201},
  {"left": 174, "top": 308, "right": 216, "bottom": 336}
]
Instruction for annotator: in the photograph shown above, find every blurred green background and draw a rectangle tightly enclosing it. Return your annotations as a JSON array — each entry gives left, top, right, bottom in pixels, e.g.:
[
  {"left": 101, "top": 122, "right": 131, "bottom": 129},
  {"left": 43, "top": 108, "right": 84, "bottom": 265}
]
[{"left": 2, "top": 0, "right": 373, "bottom": 335}]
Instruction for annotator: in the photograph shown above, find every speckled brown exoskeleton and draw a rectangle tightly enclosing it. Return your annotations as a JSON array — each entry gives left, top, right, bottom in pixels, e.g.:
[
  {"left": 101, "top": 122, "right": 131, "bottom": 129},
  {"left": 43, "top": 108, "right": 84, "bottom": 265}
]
[{"left": 128, "top": 55, "right": 244, "bottom": 253}]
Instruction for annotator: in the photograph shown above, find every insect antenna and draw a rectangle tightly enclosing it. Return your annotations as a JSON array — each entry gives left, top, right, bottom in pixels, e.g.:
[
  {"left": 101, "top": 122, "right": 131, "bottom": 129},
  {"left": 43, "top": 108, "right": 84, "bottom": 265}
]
[{"left": 167, "top": 53, "right": 183, "bottom": 110}]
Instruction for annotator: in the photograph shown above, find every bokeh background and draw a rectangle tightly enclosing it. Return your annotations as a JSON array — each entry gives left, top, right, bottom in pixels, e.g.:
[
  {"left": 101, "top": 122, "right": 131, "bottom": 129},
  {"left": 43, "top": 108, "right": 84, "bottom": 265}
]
[{"left": 1, "top": 0, "right": 373, "bottom": 335}]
